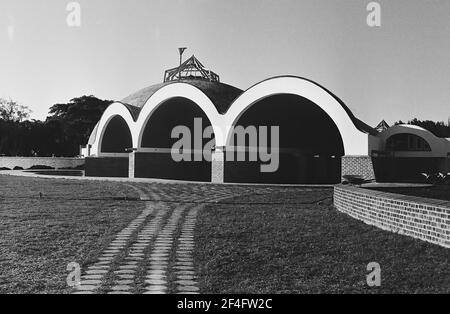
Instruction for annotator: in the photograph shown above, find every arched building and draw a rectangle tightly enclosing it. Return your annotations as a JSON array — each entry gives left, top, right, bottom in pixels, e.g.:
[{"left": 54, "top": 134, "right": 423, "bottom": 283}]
[
  {"left": 370, "top": 124, "right": 450, "bottom": 182},
  {"left": 82, "top": 56, "right": 450, "bottom": 183}
]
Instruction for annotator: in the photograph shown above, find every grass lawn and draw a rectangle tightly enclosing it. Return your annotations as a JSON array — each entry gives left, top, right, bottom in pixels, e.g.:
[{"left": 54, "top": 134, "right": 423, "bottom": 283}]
[
  {"left": 368, "top": 185, "right": 450, "bottom": 202},
  {"left": 195, "top": 189, "right": 450, "bottom": 294},
  {"left": 0, "top": 175, "right": 448, "bottom": 294},
  {"left": 0, "top": 175, "right": 144, "bottom": 294}
]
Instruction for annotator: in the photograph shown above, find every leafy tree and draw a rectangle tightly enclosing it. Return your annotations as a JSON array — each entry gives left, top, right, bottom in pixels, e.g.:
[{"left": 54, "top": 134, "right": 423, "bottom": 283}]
[
  {"left": 0, "top": 95, "right": 112, "bottom": 157},
  {"left": 46, "top": 95, "right": 113, "bottom": 156},
  {"left": 0, "top": 98, "right": 31, "bottom": 122}
]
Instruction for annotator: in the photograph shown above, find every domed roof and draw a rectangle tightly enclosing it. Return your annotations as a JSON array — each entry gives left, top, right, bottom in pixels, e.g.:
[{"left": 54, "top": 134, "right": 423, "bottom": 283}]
[
  {"left": 118, "top": 75, "right": 376, "bottom": 136},
  {"left": 121, "top": 79, "right": 243, "bottom": 117}
]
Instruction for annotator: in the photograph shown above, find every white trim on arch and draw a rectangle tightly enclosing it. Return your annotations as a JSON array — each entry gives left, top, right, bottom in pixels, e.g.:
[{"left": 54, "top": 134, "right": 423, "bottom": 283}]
[
  {"left": 91, "top": 102, "right": 135, "bottom": 157},
  {"left": 222, "top": 76, "right": 369, "bottom": 155},
  {"left": 90, "top": 77, "right": 370, "bottom": 157},
  {"left": 134, "top": 83, "right": 222, "bottom": 148}
]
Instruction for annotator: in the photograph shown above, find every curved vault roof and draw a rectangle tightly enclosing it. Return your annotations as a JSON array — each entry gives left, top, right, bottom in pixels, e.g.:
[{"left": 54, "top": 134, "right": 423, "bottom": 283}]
[
  {"left": 121, "top": 79, "right": 243, "bottom": 118},
  {"left": 243, "top": 75, "right": 377, "bottom": 136},
  {"left": 117, "top": 76, "right": 376, "bottom": 136}
]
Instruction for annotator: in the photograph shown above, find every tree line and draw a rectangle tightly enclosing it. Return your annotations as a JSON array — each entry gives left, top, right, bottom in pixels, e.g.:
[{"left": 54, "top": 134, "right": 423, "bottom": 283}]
[
  {"left": 394, "top": 118, "right": 450, "bottom": 138},
  {"left": 0, "top": 96, "right": 112, "bottom": 157}
]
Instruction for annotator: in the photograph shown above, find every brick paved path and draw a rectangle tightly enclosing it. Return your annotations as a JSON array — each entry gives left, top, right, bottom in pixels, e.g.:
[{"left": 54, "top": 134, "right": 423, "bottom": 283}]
[{"left": 72, "top": 183, "right": 244, "bottom": 294}]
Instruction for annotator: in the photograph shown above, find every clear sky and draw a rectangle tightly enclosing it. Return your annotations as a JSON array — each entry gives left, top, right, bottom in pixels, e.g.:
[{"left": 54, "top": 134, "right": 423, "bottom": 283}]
[{"left": 0, "top": 0, "right": 449, "bottom": 126}]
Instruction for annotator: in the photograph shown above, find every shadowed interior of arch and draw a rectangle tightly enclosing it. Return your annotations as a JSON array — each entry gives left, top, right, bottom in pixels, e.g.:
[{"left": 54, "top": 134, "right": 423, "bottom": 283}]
[
  {"left": 225, "top": 94, "right": 345, "bottom": 184},
  {"left": 386, "top": 133, "right": 431, "bottom": 152},
  {"left": 136, "top": 97, "right": 215, "bottom": 181},
  {"left": 101, "top": 115, "right": 133, "bottom": 153}
]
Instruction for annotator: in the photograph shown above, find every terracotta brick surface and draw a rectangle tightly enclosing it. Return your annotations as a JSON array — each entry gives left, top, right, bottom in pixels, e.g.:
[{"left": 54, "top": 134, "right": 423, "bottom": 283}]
[
  {"left": 334, "top": 185, "right": 450, "bottom": 248},
  {"left": 342, "top": 156, "right": 375, "bottom": 181}
]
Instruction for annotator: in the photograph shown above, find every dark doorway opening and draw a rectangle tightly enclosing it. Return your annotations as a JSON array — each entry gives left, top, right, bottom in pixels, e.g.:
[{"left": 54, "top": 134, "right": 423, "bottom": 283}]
[
  {"left": 225, "top": 94, "right": 344, "bottom": 184},
  {"left": 138, "top": 97, "right": 214, "bottom": 182},
  {"left": 101, "top": 116, "right": 132, "bottom": 153}
]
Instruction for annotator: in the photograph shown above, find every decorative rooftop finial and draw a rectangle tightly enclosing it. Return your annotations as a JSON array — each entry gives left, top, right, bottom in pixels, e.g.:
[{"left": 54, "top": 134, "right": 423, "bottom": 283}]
[
  {"left": 164, "top": 51, "right": 220, "bottom": 83},
  {"left": 178, "top": 47, "right": 187, "bottom": 68}
]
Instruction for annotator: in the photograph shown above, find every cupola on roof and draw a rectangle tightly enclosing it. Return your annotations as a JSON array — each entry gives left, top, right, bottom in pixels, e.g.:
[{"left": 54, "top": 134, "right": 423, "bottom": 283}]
[{"left": 164, "top": 55, "right": 220, "bottom": 83}]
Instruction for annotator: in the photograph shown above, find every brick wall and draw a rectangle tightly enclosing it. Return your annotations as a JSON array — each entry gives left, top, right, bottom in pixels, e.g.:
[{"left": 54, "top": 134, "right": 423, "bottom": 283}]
[
  {"left": 224, "top": 154, "right": 341, "bottom": 184},
  {"left": 85, "top": 157, "right": 129, "bottom": 177},
  {"left": 334, "top": 185, "right": 450, "bottom": 248},
  {"left": 341, "top": 155, "right": 375, "bottom": 181},
  {"left": 134, "top": 152, "right": 211, "bottom": 182},
  {"left": 0, "top": 157, "right": 84, "bottom": 170}
]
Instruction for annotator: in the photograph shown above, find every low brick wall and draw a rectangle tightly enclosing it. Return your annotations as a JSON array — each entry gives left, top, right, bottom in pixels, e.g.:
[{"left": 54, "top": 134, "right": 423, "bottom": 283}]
[
  {"left": 334, "top": 185, "right": 450, "bottom": 248},
  {"left": 225, "top": 154, "right": 341, "bottom": 184},
  {"left": 85, "top": 157, "right": 129, "bottom": 178},
  {"left": 0, "top": 157, "right": 84, "bottom": 170},
  {"left": 134, "top": 152, "right": 211, "bottom": 182}
]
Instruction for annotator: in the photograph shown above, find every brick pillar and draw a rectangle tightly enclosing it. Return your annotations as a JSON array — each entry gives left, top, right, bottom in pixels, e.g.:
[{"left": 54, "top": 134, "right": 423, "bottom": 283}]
[
  {"left": 341, "top": 155, "right": 375, "bottom": 181},
  {"left": 128, "top": 151, "right": 136, "bottom": 178},
  {"left": 211, "top": 147, "right": 225, "bottom": 183}
]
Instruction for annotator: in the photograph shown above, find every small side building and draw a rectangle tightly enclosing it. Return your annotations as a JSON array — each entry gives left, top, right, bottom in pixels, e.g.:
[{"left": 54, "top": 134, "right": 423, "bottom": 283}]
[{"left": 370, "top": 124, "right": 450, "bottom": 182}]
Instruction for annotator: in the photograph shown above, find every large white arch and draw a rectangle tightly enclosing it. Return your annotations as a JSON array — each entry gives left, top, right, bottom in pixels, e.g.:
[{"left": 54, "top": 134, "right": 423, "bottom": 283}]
[
  {"left": 91, "top": 102, "right": 136, "bottom": 157},
  {"left": 91, "top": 77, "right": 372, "bottom": 158},
  {"left": 222, "top": 76, "right": 369, "bottom": 155},
  {"left": 135, "top": 83, "right": 223, "bottom": 148},
  {"left": 376, "top": 124, "right": 450, "bottom": 157}
]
